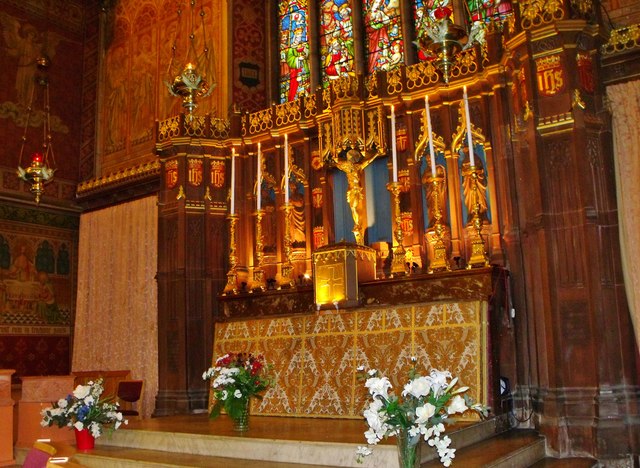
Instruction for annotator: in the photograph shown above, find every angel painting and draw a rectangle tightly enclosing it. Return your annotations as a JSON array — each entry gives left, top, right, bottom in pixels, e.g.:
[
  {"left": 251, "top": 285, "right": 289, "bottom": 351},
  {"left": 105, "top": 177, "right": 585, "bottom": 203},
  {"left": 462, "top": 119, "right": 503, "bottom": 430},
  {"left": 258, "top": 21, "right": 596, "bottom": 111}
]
[{"left": 0, "top": 13, "right": 62, "bottom": 107}]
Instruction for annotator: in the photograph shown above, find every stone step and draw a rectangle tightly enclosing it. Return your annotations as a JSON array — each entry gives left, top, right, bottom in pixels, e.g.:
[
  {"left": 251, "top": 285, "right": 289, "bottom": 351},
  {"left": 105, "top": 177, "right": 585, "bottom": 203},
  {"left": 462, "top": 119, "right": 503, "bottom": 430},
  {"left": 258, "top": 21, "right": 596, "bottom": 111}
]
[
  {"left": 81, "top": 415, "right": 509, "bottom": 468},
  {"left": 73, "top": 445, "right": 328, "bottom": 467}
]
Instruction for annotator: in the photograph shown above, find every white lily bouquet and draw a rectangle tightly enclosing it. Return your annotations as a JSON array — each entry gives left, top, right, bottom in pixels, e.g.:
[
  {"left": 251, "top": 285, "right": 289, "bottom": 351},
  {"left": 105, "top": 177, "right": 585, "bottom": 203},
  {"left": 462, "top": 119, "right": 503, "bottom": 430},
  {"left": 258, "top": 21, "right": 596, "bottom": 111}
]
[
  {"left": 41, "top": 378, "right": 127, "bottom": 438},
  {"left": 356, "top": 362, "right": 489, "bottom": 467}
]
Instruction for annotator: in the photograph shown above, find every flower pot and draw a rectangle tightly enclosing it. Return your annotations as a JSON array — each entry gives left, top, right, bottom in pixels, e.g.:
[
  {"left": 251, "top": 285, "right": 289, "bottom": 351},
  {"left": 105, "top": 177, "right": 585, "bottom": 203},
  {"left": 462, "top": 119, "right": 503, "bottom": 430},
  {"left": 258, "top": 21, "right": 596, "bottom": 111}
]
[
  {"left": 74, "top": 428, "right": 95, "bottom": 451},
  {"left": 232, "top": 399, "right": 250, "bottom": 432},
  {"left": 396, "top": 427, "right": 421, "bottom": 468}
]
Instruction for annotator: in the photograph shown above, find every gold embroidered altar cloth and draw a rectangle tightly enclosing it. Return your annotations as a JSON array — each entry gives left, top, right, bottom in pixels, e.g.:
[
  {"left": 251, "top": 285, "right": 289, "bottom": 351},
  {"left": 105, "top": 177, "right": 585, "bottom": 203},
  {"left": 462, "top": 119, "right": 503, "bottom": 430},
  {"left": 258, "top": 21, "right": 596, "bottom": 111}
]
[{"left": 213, "top": 300, "right": 488, "bottom": 419}]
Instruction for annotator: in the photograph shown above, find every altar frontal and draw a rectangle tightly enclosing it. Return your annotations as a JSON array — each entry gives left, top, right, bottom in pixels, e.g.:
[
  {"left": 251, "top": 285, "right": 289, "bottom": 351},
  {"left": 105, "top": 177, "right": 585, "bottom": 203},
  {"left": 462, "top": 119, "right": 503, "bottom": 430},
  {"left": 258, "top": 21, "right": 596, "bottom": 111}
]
[{"left": 213, "top": 299, "right": 488, "bottom": 419}]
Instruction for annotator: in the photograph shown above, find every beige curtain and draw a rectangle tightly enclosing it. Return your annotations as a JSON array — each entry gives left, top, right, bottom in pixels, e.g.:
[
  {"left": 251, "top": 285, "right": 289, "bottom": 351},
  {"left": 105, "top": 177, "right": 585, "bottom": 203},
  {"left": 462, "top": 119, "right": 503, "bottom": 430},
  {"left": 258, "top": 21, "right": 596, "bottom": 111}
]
[
  {"left": 72, "top": 196, "right": 158, "bottom": 418},
  {"left": 607, "top": 80, "right": 640, "bottom": 351}
]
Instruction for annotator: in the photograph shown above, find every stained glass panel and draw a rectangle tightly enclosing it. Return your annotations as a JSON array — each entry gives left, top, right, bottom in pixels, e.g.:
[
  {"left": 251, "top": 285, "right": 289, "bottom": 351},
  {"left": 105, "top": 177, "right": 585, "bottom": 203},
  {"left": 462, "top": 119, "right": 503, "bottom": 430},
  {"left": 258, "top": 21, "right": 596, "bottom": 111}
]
[
  {"left": 413, "top": 0, "right": 452, "bottom": 61},
  {"left": 466, "top": 0, "right": 513, "bottom": 23},
  {"left": 279, "top": 0, "right": 311, "bottom": 102},
  {"left": 363, "top": 0, "right": 404, "bottom": 73},
  {"left": 319, "top": 0, "right": 355, "bottom": 84}
]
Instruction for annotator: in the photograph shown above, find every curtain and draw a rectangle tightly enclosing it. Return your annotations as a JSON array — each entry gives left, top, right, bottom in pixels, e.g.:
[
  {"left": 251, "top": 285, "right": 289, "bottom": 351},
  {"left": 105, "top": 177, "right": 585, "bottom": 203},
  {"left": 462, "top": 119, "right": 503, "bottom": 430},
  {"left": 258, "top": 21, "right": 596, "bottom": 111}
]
[
  {"left": 607, "top": 80, "right": 640, "bottom": 352},
  {"left": 72, "top": 196, "right": 158, "bottom": 418}
]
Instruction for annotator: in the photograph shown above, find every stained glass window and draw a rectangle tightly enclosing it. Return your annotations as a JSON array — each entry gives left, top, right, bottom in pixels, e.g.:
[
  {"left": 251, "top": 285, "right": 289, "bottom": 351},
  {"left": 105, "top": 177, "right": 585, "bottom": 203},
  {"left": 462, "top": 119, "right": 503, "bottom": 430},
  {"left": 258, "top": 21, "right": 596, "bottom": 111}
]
[
  {"left": 363, "top": 0, "right": 404, "bottom": 73},
  {"left": 466, "top": 0, "right": 513, "bottom": 23},
  {"left": 319, "top": 0, "right": 355, "bottom": 84},
  {"left": 279, "top": 0, "right": 311, "bottom": 102},
  {"left": 413, "top": 0, "right": 452, "bottom": 61}
]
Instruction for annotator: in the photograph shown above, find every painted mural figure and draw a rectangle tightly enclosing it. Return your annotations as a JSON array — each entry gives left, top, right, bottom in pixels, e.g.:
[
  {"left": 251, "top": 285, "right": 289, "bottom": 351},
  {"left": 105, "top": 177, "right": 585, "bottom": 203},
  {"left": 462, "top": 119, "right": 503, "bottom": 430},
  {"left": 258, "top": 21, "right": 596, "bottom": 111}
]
[
  {"left": 10, "top": 246, "right": 36, "bottom": 282},
  {"left": 105, "top": 45, "right": 128, "bottom": 151},
  {"left": 132, "top": 34, "right": 155, "bottom": 141},
  {"left": 0, "top": 14, "right": 60, "bottom": 106},
  {"left": 36, "top": 271, "right": 61, "bottom": 323}
]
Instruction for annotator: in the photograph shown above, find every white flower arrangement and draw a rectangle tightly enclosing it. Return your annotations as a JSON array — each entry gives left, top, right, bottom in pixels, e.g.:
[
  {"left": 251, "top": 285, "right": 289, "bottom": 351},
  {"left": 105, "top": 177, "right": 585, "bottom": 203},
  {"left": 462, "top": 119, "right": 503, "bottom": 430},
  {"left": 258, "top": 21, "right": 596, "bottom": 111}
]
[
  {"left": 41, "top": 378, "right": 127, "bottom": 438},
  {"left": 356, "top": 362, "right": 489, "bottom": 466}
]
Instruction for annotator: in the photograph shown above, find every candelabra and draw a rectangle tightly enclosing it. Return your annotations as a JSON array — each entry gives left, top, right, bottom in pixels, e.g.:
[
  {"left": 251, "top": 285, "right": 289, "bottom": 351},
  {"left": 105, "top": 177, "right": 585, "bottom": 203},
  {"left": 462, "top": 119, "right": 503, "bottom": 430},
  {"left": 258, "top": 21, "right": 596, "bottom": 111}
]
[
  {"left": 279, "top": 204, "right": 295, "bottom": 288},
  {"left": 387, "top": 182, "right": 406, "bottom": 277},
  {"left": 464, "top": 166, "right": 490, "bottom": 268},
  {"left": 251, "top": 210, "right": 266, "bottom": 291},
  {"left": 426, "top": 174, "right": 451, "bottom": 273},
  {"left": 222, "top": 214, "right": 239, "bottom": 294}
]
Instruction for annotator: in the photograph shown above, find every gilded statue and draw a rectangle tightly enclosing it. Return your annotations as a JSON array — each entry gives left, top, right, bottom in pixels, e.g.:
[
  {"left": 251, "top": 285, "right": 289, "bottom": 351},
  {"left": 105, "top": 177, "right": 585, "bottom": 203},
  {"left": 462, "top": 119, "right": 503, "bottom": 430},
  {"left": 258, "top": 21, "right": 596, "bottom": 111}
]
[
  {"left": 461, "top": 161, "right": 488, "bottom": 223},
  {"left": 289, "top": 178, "right": 306, "bottom": 246},
  {"left": 332, "top": 148, "right": 377, "bottom": 245}
]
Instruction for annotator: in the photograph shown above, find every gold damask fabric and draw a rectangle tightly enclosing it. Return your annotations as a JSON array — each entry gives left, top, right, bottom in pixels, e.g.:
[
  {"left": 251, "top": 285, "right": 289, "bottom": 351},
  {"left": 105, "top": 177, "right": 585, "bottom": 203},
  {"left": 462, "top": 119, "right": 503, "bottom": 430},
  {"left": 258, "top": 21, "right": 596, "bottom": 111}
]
[
  {"left": 213, "top": 301, "right": 487, "bottom": 418},
  {"left": 607, "top": 80, "right": 640, "bottom": 351},
  {"left": 72, "top": 196, "right": 158, "bottom": 418}
]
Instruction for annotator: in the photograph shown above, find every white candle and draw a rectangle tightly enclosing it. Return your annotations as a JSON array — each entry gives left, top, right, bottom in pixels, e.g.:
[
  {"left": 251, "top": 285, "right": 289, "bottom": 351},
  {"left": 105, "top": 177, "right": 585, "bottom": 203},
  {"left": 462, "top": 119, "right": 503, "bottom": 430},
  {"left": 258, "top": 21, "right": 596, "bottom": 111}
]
[
  {"left": 284, "top": 134, "right": 289, "bottom": 204},
  {"left": 230, "top": 147, "right": 236, "bottom": 215},
  {"left": 425, "top": 95, "right": 436, "bottom": 178},
  {"left": 463, "top": 85, "right": 475, "bottom": 167},
  {"left": 391, "top": 105, "right": 398, "bottom": 182},
  {"left": 256, "top": 142, "right": 262, "bottom": 211}
]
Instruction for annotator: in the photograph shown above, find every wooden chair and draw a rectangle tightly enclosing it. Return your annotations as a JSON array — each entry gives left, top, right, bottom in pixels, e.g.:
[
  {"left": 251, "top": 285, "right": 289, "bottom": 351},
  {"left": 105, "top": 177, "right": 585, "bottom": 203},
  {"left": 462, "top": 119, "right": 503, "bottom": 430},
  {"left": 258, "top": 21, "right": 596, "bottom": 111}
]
[{"left": 116, "top": 380, "right": 143, "bottom": 417}]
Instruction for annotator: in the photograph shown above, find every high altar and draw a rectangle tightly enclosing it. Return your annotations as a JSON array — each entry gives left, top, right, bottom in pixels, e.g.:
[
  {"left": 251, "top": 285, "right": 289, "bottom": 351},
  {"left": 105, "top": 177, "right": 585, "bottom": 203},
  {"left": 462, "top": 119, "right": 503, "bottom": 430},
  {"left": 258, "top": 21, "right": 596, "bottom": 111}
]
[
  {"left": 149, "top": 66, "right": 516, "bottom": 417},
  {"left": 2, "top": 0, "right": 635, "bottom": 461}
]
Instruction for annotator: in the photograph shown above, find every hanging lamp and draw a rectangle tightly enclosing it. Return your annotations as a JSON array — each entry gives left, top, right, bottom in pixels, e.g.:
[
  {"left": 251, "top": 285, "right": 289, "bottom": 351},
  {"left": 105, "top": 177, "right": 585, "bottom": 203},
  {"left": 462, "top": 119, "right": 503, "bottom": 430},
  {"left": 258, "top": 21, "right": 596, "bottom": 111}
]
[{"left": 17, "top": 56, "right": 56, "bottom": 205}]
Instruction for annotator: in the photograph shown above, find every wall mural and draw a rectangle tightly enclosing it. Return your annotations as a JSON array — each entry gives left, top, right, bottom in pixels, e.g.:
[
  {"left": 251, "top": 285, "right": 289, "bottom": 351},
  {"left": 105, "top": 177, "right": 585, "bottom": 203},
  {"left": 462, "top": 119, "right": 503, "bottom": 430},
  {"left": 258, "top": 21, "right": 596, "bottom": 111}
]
[
  {"left": 99, "top": 0, "right": 227, "bottom": 175},
  {"left": 0, "top": 5, "right": 83, "bottom": 195},
  {"left": 0, "top": 208, "right": 77, "bottom": 383}
]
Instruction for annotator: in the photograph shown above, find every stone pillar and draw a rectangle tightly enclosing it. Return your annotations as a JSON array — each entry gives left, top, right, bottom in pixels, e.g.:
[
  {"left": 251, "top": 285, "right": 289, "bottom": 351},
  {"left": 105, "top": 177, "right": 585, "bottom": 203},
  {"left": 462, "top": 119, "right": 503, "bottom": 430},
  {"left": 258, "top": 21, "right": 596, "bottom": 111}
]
[{"left": 0, "top": 370, "right": 15, "bottom": 467}]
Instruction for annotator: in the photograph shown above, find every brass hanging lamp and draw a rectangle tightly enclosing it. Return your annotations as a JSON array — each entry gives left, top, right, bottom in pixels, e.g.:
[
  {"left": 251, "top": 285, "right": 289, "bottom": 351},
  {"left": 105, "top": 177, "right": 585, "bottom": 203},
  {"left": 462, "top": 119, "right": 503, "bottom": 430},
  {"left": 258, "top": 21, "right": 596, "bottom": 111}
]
[
  {"left": 17, "top": 56, "right": 56, "bottom": 205},
  {"left": 165, "top": 0, "right": 216, "bottom": 117}
]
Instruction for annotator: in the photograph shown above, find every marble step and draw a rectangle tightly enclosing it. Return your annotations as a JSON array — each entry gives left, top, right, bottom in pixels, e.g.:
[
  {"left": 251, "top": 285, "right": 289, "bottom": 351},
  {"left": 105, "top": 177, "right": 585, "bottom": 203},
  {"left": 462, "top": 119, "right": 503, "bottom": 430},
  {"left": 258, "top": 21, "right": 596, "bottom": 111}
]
[
  {"left": 73, "top": 445, "right": 330, "bottom": 467},
  {"left": 82, "top": 415, "right": 509, "bottom": 468}
]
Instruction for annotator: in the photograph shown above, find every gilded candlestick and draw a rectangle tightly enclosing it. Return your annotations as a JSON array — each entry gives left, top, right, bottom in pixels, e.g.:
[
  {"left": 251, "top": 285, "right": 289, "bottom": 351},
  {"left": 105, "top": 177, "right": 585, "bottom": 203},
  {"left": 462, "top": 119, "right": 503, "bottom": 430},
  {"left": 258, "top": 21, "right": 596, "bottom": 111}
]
[
  {"left": 223, "top": 214, "right": 239, "bottom": 294},
  {"left": 252, "top": 210, "right": 266, "bottom": 291},
  {"left": 279, "top": 203, "right": 295, "bottom": 288},
  {"left": 387, "top": 181, "right": 406, "bottom": 277}
]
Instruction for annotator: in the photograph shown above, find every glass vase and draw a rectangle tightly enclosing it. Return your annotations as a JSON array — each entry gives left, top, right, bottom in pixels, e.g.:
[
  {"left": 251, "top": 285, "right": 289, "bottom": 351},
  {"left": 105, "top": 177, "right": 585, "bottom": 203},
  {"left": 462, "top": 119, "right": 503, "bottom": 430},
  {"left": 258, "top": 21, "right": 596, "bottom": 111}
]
[
  {"left": 232, "top": 398, "right": 250, "bottom": 432},
  {"left": 396, "top": 427, "right": 421, "bottom": 468}
]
